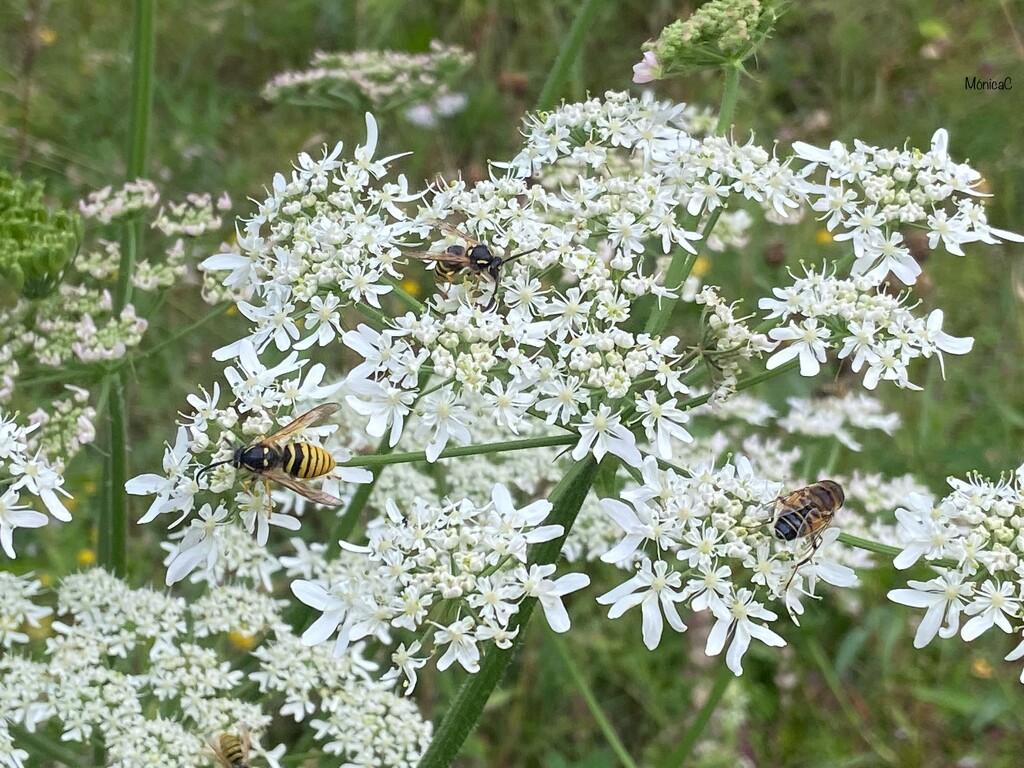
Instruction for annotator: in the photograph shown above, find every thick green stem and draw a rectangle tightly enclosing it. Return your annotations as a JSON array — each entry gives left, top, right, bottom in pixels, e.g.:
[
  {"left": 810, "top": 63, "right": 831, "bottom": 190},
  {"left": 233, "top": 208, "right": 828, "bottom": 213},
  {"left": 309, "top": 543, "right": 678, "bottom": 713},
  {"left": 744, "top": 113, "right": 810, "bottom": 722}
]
[
  {"left": 416, "top": 457, "right": 599, "bottom": 768},
  {"left": 534, "top": 0, "right": 608, "bottom": 111},
  {"left": 101, "top": 0, "right": 154, "bottom": 579},
  {"left": 101, "top": 374, "right": 129, "bottom": 577},
  {"left": 662, "top": 662, "right": 732, "bottom": 767},
  {"left": 715, "top": 63, "right": 742, "bottom": 137},
  {"left": 552, "top": 633, "right": 638, "bottom": 768},
  {"left": 837, "top": 532, "right": 961, "bottom": 572},
  {"left": 339, "top": 433, "right": 577, "bottom": 469},
  {"left": 117, "top": 0, "right": 155, "bottom": 312},
  {"left": 127, "top": 1, "right": 155, "bottom": 180}
]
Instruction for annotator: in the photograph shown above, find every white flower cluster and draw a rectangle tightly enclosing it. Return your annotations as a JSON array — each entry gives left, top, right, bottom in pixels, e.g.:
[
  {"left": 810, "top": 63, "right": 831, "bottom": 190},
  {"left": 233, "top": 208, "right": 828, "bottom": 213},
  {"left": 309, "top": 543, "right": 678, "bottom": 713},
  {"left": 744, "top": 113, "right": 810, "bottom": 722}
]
[
  {"left": 0, "top": 410, "right": 73, "bottom": 558},
  {"left": 262, "top": 41, "right": 473, "bottom": 114},
  {"left": 761, "top": 264, "right": 973, "bottom": 387},
  {"left": 78, "top": 179, "right": 160, "bottom": 224},
  {"left": 510, "top": 90, "right": 803, "bottom": 222},
  {"left": 0, "top": 569, "right": 430, "bottom": 767},
  {"left": 126, "top": 344, "right": 371, "bottom": 583},
  {"left": 153, "top": 192, "right": 232, "bottom": 237},
  {"left": 0, "top": 571, "right": 51, "bottom": 647},
  {"left": 292, "top": 484, "right": 590, "bottom": 688},
  {"left": 796, "top": 128, "right": 1024, "bottom": 286},
  {"left": 200, "top": 113, "right": 419, "bottom": 360},
  {"left": 165, "top": 524, "right": 284, "bottom": 592},
  {"left": 183, "top": 92, "right": 1017, "bottom": 688},
  {"left": 887, "top": 465, "right": 1024, "bottom": 682},
  {"left": 252, "top": 633, "right": 431, "bottom": 765},
  {"left": 777, "top": 390, "right": 899, "bottom": 451},
  {"left": 592, "top": 456, "right": 861, "bottom": 674}
]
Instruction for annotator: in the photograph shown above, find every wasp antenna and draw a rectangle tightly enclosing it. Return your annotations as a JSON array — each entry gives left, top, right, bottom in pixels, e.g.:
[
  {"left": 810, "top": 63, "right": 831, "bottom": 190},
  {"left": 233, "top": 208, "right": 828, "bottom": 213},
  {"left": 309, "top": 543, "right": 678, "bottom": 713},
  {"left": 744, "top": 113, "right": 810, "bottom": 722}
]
[
  {"left": 502, "top": 247, "right": 538, "bottom": 264},
  {"left": 195, "top": 459, "right": 232, "bottom": 482}
]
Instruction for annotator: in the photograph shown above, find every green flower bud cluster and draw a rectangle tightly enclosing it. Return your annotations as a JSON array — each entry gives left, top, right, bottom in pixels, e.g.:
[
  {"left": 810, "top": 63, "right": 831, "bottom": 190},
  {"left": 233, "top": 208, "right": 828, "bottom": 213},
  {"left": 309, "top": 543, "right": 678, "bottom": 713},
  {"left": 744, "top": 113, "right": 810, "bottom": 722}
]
[
  {"left": 644, "top": 0, "right": 781, "bottom": 77},
  {"left": 0, "top": 172, "right": 82, "bottom": 299}
]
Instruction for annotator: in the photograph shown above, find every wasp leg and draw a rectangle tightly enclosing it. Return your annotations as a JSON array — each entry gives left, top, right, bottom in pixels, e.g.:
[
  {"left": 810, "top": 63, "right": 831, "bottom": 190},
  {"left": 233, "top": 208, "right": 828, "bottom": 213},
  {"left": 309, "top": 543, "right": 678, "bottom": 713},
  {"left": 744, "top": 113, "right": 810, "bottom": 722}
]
[{"left": 264, "top": 478, "right": 274, "bottom": 518}]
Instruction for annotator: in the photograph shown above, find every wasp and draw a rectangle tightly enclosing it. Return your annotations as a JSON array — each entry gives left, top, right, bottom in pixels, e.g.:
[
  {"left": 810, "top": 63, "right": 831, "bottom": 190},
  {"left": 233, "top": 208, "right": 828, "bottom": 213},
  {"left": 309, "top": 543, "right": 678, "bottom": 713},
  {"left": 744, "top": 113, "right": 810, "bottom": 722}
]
[
  {"left": 208, "top": 727, "right": 251, "bottom": 768},
  {"left": 770, "top": 480, "right": 845, "bottom": 591},
  {"left": 196, "top": 403, "right": 343, "bottom": 511},
  {"left": 411, "top": 221, "right": 536, "bottom": 310}
]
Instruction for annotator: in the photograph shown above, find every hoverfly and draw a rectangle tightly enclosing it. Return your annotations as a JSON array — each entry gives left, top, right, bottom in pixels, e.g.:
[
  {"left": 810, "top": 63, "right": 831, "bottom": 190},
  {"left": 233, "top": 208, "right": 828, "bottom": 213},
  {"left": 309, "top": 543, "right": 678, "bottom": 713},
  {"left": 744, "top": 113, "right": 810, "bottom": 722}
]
[
  {"left": 195, "top": 403, "right": 343, "bottom": 512},
  {"left": 770, "top": 480, "right": 845, "bottom": 591},
  {"left": 208, "top": 726, "right": 251, "bottom": 768},
  {"left": 411, "top": 221, "right": 536, "bottom": 311}
]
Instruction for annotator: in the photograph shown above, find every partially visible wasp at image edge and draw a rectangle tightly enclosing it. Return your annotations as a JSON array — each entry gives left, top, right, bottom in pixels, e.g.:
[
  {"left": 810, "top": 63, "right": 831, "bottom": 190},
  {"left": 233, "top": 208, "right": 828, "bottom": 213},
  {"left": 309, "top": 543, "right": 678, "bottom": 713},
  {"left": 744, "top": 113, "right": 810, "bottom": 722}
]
[
  {"left": 195, "top": 403, "right": 343, "bottom": 511},
  {"left": 208, "top": 726, "right": 251, "bottom": 768},
  {"left": 770, "top": 479, "right": 845, "bottom": 591},
  {"left": 409, "top": 220, "right": 537, "bottom": 311}
]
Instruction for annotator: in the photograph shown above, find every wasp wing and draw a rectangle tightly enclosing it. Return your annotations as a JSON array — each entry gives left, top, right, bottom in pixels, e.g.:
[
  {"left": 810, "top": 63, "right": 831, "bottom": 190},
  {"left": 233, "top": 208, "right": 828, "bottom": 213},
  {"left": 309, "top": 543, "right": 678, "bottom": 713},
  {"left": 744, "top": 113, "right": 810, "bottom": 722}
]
[
  {"left": 263, "top": 403, "right": 341, "bottom": 446},
  {"left": 406, "top": 249, "right": 471, "bottom": 266},
  {"left": 433, "top": 219, "right": 480, "bottom": 246},
  {"left": 264, "top": 467, "right": 343, "bottom": 507}
]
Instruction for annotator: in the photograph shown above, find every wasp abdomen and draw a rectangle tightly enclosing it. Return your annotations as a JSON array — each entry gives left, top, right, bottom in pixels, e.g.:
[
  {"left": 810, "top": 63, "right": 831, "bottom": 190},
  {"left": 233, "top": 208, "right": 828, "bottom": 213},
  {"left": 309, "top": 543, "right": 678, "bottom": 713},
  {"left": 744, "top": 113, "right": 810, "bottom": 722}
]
[{"left": 282, "top": 442, "right": 336, "bottom": 479}]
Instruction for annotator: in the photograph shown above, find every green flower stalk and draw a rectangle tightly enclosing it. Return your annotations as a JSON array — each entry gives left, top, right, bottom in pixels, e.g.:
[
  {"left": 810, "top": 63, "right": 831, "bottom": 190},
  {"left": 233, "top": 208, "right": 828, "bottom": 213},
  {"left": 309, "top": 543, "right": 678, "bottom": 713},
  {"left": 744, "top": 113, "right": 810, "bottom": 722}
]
[
  {"left": 0, "top": 172, "right": 81, "bottom": 299},
  {"left": 633, "top": 0, "right": 783, "bottom": 82}
]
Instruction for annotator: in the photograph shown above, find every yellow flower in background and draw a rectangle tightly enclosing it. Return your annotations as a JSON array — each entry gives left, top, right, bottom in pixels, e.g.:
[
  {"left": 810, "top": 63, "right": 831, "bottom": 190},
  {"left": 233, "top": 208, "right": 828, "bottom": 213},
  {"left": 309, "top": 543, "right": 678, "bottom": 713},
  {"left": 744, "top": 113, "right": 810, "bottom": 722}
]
[
  {"left": 692, "top": 255, "right": 710, "bottom": 277},
  {"left": 814, "top": 229, "right": 833, "bottom": 245},
  {"left": 77, "top": 548, "right": 97, "bottom": 567},
  {"left": 229, "top": 630, "right": 256, "bottom": 651}
]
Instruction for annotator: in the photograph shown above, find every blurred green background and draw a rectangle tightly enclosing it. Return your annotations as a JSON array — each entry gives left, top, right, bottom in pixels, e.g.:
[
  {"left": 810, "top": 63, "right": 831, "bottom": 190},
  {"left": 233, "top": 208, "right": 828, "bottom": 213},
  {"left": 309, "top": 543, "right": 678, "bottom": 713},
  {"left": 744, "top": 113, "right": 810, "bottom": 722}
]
[{"left": 2, "top": 1, "right": 1023, "bottom": 766}]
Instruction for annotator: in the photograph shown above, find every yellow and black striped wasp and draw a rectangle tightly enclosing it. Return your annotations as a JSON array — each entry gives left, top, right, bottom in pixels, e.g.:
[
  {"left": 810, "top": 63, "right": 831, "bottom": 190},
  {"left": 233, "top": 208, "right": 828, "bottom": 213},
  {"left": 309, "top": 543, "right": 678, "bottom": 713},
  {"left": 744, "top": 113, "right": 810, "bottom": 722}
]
[
  {"left": 769, "top": 480, "right": 845, "bottom": 591},
  {"left": 208, "top": 726, "right": 251, "bottom": 768},
  {"left": 411, "top": 221, "right": 536, "bottom": 310},
  {"left": 196, "top": 403, "right": 343, "bottom": 512}
]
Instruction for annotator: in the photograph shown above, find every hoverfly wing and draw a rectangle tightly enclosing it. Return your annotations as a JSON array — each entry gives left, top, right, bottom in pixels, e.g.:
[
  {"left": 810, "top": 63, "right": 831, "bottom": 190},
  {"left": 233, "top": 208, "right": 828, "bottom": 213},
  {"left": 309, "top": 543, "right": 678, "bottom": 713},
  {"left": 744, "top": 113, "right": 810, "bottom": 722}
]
[
  {"left": 263, "top": 467, "right": 343, "bottom": 507},
  {"left": 207, "top": 736, "right": 240, "bottom": 768},
  {"left": 263, "top": 403, "right": 341, "bottom": 447}
]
